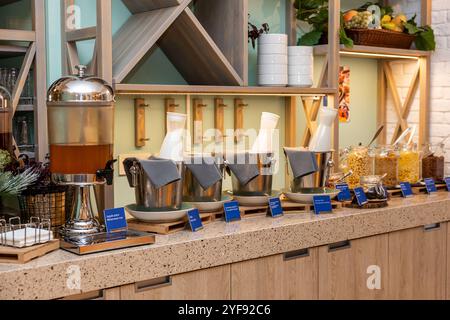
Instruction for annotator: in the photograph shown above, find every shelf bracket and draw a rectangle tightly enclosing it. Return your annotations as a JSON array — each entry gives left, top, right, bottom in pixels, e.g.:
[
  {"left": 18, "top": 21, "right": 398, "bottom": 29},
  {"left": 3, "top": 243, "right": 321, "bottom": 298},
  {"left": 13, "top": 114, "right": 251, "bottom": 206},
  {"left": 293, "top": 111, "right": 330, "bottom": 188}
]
[
  {"left": 193, "top": 99, "right": 207, "bottom": 145},
  {"left": 234, "top": 98, "right": 248, "bottom": 144},
  {"left": 135, "top": 98, "right": 150, "bottom": 148},
  {"left": 165, "top": 98, "right": 180, "bottom": 134},
  {"left": 214, "top": 98, "right": 227, "bottom": 144}
]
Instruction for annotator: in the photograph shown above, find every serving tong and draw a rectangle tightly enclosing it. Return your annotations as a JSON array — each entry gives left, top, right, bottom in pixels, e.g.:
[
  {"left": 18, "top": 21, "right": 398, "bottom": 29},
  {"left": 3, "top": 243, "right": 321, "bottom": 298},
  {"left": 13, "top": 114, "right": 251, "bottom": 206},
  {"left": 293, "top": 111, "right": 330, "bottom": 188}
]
[{"left": 0, "top": 217, "right": 52, "bottom": 248}]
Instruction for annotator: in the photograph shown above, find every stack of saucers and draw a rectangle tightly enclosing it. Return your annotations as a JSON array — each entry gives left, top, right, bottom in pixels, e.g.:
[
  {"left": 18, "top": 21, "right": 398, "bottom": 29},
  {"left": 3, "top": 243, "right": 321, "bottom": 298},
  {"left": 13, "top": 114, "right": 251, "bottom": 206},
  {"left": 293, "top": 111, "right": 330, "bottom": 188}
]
[
  {"left": 288, "top": 46, "right": 314, "bottom": 87},
  {"left": 257, "top": 34, "right": 288, "bottom": 87}
]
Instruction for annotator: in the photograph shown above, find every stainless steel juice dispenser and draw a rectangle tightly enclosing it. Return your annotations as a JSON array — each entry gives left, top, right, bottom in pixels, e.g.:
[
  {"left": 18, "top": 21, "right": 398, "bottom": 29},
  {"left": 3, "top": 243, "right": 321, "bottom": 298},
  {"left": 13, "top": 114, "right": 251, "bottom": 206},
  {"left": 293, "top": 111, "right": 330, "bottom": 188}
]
[{"left": 47, "top": 65, "right": 115, "bottom": 236}]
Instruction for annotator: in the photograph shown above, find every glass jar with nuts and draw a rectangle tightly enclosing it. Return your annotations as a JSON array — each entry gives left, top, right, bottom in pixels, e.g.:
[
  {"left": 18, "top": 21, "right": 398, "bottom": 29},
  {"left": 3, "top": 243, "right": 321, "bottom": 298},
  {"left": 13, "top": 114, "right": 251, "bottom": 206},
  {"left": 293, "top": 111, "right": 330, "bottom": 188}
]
[{"left": 374, "top": 145, "right": 399, "bottom": 188}]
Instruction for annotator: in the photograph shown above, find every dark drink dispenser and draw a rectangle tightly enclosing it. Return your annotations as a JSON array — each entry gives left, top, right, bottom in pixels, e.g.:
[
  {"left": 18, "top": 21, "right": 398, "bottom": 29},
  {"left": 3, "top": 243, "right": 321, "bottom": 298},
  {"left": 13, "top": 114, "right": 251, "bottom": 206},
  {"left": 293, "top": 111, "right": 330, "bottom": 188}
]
[
  {"left": 0, "top": 86, "right": 13, "bottom": 156},
  {"left": 47, "top": 65, "right": 115, "bottom": 236}
]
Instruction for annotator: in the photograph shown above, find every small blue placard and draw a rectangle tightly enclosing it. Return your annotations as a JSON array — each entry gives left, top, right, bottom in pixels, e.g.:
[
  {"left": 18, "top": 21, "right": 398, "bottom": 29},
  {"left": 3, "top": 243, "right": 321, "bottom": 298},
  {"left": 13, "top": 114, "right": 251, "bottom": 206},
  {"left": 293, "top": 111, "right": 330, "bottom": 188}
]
[
  {"left": 336, "top": 183, "right": 352, "bottom": 202},
  {"left": 224, "top": 201, "right": 241, "bottom": 223},
  {"left": 268, "top": 197, "right": 284, "bottom": 218},
  {"left": 424, "top": 178, "right": 437, "bottom": 194},
  {"left": 445, "top": 177, "right": 450, "bottom": 192},
  {"left": 103, "top": 207, "right": 128, "bottom": 233},
  {"left": 187, "top": 209, "right": 203, "bottom": 232},
  {"left": 400, "top": 182, "right": 414, "bottom": 198},
  {"left": 313, "top": 195, "right": 333, "bottom": 215},
  {"left": 354, "top": 187, "right": 369, "bottom": 206}
]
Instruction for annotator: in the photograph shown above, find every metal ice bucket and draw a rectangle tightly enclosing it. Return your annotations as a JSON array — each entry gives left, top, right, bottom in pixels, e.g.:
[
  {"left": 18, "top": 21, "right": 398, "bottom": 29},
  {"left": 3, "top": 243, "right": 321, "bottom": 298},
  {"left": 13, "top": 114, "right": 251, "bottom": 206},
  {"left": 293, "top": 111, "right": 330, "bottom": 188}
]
[
  {"left": 183, "top": 155, "right": 225, "bottom": 202},
  {"left": 229, "top": 153, "right": 275, "bottom": 196},
  {"left": 123, "top": 159, "right": 184, "bottom": 211},
  {"left": 288, "top": 151, "right": 334, "bottom": 192}
]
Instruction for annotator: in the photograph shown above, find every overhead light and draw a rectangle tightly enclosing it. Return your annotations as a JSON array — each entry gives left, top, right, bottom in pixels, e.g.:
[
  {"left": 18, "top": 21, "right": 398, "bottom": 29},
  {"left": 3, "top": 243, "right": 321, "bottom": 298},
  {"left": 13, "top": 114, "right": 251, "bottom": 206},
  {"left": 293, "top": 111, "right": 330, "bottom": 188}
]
[{"left": 340, "top": 51, "right": 420, "bottom": 60}]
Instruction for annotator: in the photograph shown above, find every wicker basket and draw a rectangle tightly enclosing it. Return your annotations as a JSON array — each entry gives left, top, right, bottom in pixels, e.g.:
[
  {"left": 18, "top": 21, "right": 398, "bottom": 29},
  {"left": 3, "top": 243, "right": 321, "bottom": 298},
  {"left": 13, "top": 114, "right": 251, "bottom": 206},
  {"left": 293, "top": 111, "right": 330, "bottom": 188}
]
[
  {"left": 346, "top": 28, "right": 416, "bottom": 49},
  {"left": 18, "top": 185, "right": 72, "bottom": 234}
]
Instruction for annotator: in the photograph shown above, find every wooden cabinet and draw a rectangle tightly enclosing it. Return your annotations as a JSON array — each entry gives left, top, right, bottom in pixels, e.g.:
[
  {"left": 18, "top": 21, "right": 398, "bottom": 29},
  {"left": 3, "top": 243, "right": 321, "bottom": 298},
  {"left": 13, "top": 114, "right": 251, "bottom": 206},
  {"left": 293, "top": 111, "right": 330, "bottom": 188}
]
[
  {"left": 231, "top": 248, "right": 318, "bottom": 300},
  {"left": 389, "top": 223, "right": 447, "bottom": 300},
  {"left": 318, "top": 235, "right": 389, "bottom": 300},
  {"left": 120, "top": 265, "right": 230, "bottom": 300}
]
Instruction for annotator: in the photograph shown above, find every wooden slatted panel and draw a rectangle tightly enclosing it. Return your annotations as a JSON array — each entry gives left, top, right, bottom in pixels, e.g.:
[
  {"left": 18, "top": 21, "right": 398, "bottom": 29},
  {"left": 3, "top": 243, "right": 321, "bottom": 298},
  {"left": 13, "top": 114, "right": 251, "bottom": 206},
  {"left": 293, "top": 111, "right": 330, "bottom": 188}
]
[
  {"left": 159, "top": 8, "right": 243, "bottom": 86},
  {"left": 122, "top": 0, "right": 183, "bottom": 14},
  {"left": 195, "top": 0, "right": 248, "bottom": 85},
  {"left": 112, "top": 0, "right": 191, "bottom": 83}
]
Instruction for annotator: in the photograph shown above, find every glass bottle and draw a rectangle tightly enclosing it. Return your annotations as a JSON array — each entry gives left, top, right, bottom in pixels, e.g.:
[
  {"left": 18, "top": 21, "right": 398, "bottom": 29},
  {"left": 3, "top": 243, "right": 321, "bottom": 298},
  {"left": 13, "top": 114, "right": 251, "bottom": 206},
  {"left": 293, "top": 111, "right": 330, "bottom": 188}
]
[
  {"left": 398, "top": 143, "right": 420, "bottom": 184},
  {"left": 422, "top": 143, "right": 446, "bottom": 182},
  {"left": 374, "top": 145, "right": 399, "bottom": 188},
  {"left": 340, "top": 145, "right": 373, "bottom": 189},
  {"left": 0, "top": 86, "right": 13, "bottom": 156},
  {"left": 360, "top": 175, "right": 388, "bottom": 200}
]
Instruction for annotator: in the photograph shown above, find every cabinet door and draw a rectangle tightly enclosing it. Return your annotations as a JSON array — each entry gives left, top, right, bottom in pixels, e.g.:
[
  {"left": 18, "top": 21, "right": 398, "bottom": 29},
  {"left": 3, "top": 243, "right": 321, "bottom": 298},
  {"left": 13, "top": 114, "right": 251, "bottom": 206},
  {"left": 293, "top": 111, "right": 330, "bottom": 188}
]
[
  {"left": 389, "top": 223, "right": 447, "bottom": 300},
  {"left": 231, "top": 248, "right": 318, "bottom": 300},
  {"left": 319, "top": 235, "right": 389, "bottom": 300},
  {"left": 120, "top": 265, "right": 230, "bottom": 300}
]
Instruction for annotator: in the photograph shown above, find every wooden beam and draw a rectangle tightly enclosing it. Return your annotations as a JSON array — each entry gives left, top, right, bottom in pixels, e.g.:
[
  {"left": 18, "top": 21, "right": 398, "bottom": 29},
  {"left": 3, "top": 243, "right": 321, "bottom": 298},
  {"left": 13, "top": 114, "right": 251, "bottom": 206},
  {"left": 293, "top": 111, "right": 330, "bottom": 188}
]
[
  {"left": 421, "top": 0, "right": 432, "bottom": 25},
  {"left": 214, "top": 98, "right": 227, "bottom": 144},
  {"left": 66, "top": 26, "right": 97, "bottom": 42},
  {"left": 377, "top": 61, "right": 387, "bottom": 145},
  {"left": 285, "top": 0, "right": 297, "bottom": 47},
  {"left": 12, "top": 43, "right": 36, "bottom": 114},
  {"left": 87, "top": 40, "right": 98, "bottom": 76},
  {"left": 419, "top": 56, "right": 430, "bottom": 146},
  {"left": 66, "top": 42, "right": 80, "bottom": 75},
  {"left": 0, "top": 29, "right": 35, "bottom": 42},
  {"left": 97, "top": 0, "right": 112, "bottom": 82},
  {"left": 32, "top": 0, "right": 48, "bottom": 161}
]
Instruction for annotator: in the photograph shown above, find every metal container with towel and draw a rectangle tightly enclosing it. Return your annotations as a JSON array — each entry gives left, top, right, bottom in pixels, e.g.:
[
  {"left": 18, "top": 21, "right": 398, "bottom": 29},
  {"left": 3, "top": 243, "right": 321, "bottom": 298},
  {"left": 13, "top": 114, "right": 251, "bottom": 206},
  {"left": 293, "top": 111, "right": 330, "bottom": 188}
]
[
  {"left": 183, "top": 154, "right": 224, "bottom": 202},
  {"left": 123, "top": 157, "right": 184, "bottom": 211},
  {"left": 226, "top": 152, "right": 275, "bottom": 196},
  {"left": 285, "top": 149, "right": 334, "bottom": 191}
]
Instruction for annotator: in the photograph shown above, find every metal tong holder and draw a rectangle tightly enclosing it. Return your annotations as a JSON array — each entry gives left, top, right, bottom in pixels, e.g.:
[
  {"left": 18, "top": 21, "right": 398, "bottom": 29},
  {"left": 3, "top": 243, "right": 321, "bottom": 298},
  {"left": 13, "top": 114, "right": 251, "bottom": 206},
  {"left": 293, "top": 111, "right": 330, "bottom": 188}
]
[{"left": 0, "top": 217, "right": 52, "bottom": 248}]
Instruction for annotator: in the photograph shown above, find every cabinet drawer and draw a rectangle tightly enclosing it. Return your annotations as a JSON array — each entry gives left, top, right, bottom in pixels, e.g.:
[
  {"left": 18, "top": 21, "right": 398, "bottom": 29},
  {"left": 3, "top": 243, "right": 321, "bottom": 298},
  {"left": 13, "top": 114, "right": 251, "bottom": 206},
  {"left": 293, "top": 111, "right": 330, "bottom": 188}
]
[
  {"left": 319, "top": 235, "right": 389, "bottom": 300},
  {"left": 120, "top": 265, "right": 230, "bottom": 300},
  {"left": 231, "top": 248, "right": 318, "bottom": 300}
]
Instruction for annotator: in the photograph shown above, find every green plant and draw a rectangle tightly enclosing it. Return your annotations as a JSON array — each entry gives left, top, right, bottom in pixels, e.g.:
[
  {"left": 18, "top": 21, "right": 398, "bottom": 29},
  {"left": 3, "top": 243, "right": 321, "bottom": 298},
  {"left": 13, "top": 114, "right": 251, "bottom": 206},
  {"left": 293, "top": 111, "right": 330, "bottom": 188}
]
[
  {"left": 0, "top": 169, "right": 39, "bottom": 198},
  {"left": 295, "top": 0, "right": 353, "bottom": 47},
  {"left": 404, "top": 15, "right": 436, "bottom": 51}
]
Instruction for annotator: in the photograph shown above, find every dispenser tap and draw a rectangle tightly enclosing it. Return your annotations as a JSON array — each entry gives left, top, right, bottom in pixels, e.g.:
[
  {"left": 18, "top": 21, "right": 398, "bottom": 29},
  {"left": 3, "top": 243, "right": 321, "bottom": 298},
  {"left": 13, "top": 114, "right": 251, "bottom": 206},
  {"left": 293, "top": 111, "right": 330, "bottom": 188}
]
[{"left": 97, "top": 159, "right": 117, "bottom": 185}]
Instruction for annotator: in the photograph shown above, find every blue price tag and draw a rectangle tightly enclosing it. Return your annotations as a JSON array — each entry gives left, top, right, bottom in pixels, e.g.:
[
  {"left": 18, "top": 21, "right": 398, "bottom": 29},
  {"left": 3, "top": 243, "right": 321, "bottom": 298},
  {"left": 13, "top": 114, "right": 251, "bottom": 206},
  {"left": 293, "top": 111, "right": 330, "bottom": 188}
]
[
  {"left": 400, "top": 182, "right": 414, "bottom": 198},
  {"left": 187, "top": 209, "right": 203, "bottom": 232},
  {"left": 103, "top": 208, "right": 128, "bottom": 233},
  {"left": 268, "top": 197, "right": 284, "bottom": 218},
  {"left": 336, "top": 183, "right": 352, "bottom": 201},
  {"left": 445, "top": 177, "right": 450, "bottom": 192},
  {"left": 354, "top": 187, "right": 369, "bottom": 206},
  {"left": 224, "top": 201, "right": 241, "bottom": 223},
  {"left": 424, "top": 178, "right": 437, "bottom": 194},
  {"left": 313, "top": 195, "right": 333, "bottom": 215}
]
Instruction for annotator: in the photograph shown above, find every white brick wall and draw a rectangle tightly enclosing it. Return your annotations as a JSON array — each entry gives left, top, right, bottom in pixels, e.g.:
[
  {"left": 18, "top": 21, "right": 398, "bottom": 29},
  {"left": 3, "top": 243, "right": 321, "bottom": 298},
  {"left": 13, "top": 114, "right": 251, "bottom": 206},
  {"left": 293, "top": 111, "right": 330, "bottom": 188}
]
[{"left": 386, "top": 0, "right": 450, "bottom": 174}]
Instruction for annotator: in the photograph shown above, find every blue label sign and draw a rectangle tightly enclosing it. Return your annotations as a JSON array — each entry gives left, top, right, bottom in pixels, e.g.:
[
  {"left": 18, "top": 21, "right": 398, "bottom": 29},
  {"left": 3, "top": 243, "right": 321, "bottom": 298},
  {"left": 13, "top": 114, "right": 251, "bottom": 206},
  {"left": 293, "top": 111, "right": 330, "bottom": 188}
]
[
  {"left": 354, "top": 187, "right": 369, "bottom": 206},
  {"left": 424, "top": 178, "right": 437, "bottom": 194},
  {"left": 445, "top": 177, "right": 450, "bottom": 192},
  {"left": 313, "top": 195, "right": 333, "bottom": 215},
  {"left": 187, "top": 209, "right": 203, "bottom": 232},
  {"left": 224, "top": 201, "right": 241, "bottom": 223},
  {"left": 400, "top": 182, "right": 414, "bottom": 198},
  {"left": 268, "top": 197, "right": 284, "bottom": 218},
  {"left": 336, "top": 183, "right": 352, "bottom": 202},
  {"left": 103, "top": 207, "right": 128, "bottom": 233}
]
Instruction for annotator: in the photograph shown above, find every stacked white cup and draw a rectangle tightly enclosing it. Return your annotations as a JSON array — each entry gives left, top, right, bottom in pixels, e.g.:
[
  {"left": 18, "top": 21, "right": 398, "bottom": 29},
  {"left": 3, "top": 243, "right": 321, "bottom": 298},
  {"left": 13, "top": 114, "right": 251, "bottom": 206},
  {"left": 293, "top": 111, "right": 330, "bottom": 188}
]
[
  {"left": 288, "top": 46, "right": 314, "bottom": 87},
  {"left": 257, "top": 34, "right": 288, "bottom": 87}
]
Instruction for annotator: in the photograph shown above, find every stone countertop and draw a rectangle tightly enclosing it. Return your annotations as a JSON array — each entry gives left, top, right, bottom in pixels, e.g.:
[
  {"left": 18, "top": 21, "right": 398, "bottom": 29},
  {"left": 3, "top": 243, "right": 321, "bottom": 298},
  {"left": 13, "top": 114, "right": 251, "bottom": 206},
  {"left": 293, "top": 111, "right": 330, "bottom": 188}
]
[{"left": 1, "top": 193, "right": 450, "bottom": 300}]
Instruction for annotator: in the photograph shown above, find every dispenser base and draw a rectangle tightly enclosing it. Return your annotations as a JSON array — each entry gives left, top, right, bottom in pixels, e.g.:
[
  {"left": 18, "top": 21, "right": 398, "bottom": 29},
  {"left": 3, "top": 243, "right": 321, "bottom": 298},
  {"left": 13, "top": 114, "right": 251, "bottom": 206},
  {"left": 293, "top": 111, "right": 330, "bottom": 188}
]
[{"left": 60, "top": 230, "right": 155, "bottom": 255}]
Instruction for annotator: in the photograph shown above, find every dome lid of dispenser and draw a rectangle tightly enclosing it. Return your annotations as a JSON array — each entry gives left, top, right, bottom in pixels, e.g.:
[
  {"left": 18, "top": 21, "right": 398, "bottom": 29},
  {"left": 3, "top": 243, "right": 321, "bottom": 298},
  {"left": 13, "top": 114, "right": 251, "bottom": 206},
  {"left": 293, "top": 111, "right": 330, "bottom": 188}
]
[
  {"left": 0, "top": 86, "right": 11, "bottom": 111},
  {"left": 47, "top": 65, "right": 114, "bottom": 104}
]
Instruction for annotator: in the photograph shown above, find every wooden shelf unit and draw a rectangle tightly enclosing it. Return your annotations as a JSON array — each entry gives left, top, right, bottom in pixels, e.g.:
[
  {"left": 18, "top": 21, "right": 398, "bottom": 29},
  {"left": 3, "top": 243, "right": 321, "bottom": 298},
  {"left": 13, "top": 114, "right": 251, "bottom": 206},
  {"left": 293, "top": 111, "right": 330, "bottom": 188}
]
[
  {"left": 114, "top": 84, "right": 336, "bottom": 96},
  {"left": 0, "top": 0, "right": 47, "bottom": 161}
]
